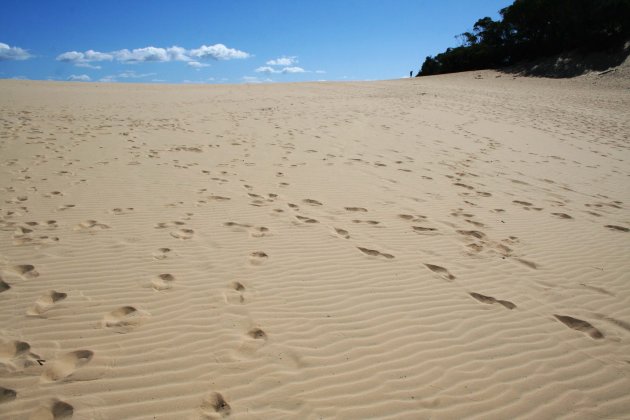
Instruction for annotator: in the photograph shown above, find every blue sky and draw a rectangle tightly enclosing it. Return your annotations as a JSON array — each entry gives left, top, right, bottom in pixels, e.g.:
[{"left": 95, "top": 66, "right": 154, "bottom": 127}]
[{"left": 1, "top": 0, "right": 512, "bottom": 84}]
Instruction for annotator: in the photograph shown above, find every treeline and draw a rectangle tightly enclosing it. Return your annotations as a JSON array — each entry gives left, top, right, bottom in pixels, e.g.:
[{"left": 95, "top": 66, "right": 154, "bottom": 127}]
[{"left": 418, "top": 0, "right": 630, "bottom": 76}]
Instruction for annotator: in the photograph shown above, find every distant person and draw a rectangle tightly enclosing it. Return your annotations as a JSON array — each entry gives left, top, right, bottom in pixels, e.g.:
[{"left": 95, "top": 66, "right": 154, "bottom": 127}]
[{"left": 410, "top": 71, "right": 413, "bottom": 78}]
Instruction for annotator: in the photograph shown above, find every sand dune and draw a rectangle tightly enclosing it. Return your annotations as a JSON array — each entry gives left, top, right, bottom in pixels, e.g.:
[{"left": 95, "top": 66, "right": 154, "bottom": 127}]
[{"left": 0, "top": 72, "right": 629, "bottom": 419}]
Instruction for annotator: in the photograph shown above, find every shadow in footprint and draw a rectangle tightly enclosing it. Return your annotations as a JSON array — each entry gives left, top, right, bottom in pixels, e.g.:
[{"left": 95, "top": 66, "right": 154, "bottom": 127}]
[
  {"left": 357, "top": 247, "right": 394, "bottom": 259},
  {"left": 30, "top": 399, "right": 74, "bottom": 419},
  {"left": 13, "top": 264, "right": 39, "bottom": 278},
  {"left": 0, "top": 386, "right": 16, "bottom": 404},
  {"left": 200, "top": 392, "right": 231, "bottom": 417},
  {"left": 554, "top": 315, "right": 603, "bottom": 339},
  {"left": 225, "top": 281, "right": 246, "bottom": 304},
  {"left": 41, "top": 350, "right": 94, "bottom": 382},
  {"left": 27, "top": 291, "right": 67, "bottom": 316},
  {"left": 0, "top": 278, "right": 10, "bottom": 293},
  {"left": 249, "top": 251, "right": 268, "bottom": 265},
  {"left": 424, "top": 264, "right": 455, "bottom": 280},
  {"left": 152, "top": 274, "right": 175, "bottom": 291},
  {"left": 247, "top": 328, "right": 267, "bottom": 340},
  {"left": 334, "top": 228, "right": 350, "bottom": 239},
  {"left": 470, "top": 292, "right": 516, "bottom": 310},
  {"left": 102, "top": 306, "right": 149, "bottom": 333}
]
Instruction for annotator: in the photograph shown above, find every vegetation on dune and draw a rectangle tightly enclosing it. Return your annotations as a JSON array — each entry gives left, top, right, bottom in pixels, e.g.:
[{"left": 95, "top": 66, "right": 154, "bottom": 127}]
[{"left": 417, "top": 0, "right": 630, "bottom": 76}]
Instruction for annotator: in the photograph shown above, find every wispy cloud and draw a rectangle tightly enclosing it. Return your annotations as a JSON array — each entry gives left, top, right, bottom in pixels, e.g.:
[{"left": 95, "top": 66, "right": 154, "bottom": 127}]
[
  {"left": 188, "top": 44, "right": 250, "bottom": 60},
  {"left": 255, "top": 66, "right": 306, "bottom": 74},
  {"left": 282, "top": 66, "right": 306, "bottom": 74},
  {"left": 187, "top": 61, "right": 210, "bottom": 69},
  {"left": 67, "top": 74, "right": 91, "bottom": 81},
  {"left": 255, "top": 66, "right": 278, "bottom": 74},
  {"left": 57, "top": 44, "right": 250, "bottom": 67},
  {"left": 97, "top": 71, "right": 156, "bottom": 83},
  {"left": 242, "top": 76, "right": 272, "bottom": 84},
  {"left": 266, "top": 56, "right": 298, "bottom": 66},
  {"left": 0, "top": 42, "right": 32, "bottom": 61}
]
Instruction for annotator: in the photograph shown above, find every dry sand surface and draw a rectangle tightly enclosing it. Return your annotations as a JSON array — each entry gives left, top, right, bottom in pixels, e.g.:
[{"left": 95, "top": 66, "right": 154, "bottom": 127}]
[{"left": 0, "top": 70, "right": 629, "bottom": 419}]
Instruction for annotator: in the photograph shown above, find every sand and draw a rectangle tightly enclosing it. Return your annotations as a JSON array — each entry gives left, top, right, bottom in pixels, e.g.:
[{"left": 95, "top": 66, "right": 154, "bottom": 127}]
[{"left": 0, "top": 70, "right": 629, "bottom": 419}]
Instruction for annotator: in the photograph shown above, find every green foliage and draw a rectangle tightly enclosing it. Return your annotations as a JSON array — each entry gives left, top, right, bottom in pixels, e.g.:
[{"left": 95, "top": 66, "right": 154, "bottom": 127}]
[{"left": 417, "top": 0, "right": 630, "bottom": 76}]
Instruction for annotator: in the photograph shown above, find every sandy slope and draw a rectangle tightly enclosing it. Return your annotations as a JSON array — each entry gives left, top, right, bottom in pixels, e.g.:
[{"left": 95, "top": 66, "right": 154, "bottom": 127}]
[{"left": 0, "top": 71, "right": 629, "bottom": 419}]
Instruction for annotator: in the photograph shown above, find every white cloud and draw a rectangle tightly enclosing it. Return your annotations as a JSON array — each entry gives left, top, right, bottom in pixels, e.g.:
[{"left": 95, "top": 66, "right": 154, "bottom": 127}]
[
  {"left": 76, "top": 62, "right": 101, "bottom": 69},
  {"left": 57, "top": 43, "right": 250, "bottom": 66},
  {"left": 97, "top": 71, "right": 156, "bottom": 83},
  {"left": 255, "top": 66, "right": 307, "bottom": 74},
  {"left": 99, "top": 76, "right": 117, "bottom": 83},
  {"left": 255, "top": 66, "right": 280, "bottom": 74},
  {"left": 242, "top": 76, "right": 272, "bottom": 84},
  {"left": 0, "top": 42, "right": 32, "bottom": 61},
  {"left": 187, "top": 61, "right": 210, "bottom": 69},
  {"left": 166, "top": 46, "right": 189, "bottom": 61},
  {"left": 113, "top": 47, "right": 170, "bottom": 62},
  {"left": 57, "top": 50, "right": 113, "bottom": 65},
  {"left": 315, "top": 70, "right": 326, "bottom": 74},
  {"left": 266, "top": 56, "right": 297, "bottom": 66},
  {"left": 117, "top": 71, "right": 156, "bottom": 78},
  {"left": 189, "top": 44, "right": 250, "bottom": 60},
  {"left": 282, "top": 66, "right": 305, "bottom": 74},
  {"left": 67, "top": 74, "right": 91, "bottom": 82}
]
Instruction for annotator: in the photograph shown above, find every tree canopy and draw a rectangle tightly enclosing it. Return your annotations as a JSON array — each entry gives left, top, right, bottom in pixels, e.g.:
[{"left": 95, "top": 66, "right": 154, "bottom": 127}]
[{"left": 417, "top": 0, "right": 630, "bottom": 76}]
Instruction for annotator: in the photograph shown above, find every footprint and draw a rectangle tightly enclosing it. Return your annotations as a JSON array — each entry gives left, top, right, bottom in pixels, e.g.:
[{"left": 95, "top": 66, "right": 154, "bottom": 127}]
[
  {"left": 151, "top": 274, "right": 175, "bottom": 291},
  {"left": 554, "top": 315, "right": 603, "bottom": 339},
  {"left": 457, "top": 230, "right": 486, "bottom": 239},
  {"left": 250, "top": 227, "right": 269, "bottom": 238},
  {"left": 27, "top": 291, "right": 67, "bottom": 316},
  {"left": 13, "top": 264, "right": 39, "bottom": 278},
  {"left": 57, "top": 204, "right": 76, "bottom": 211},
  {"left": 334, "top": 228, "right": 350, "bottom": 239},
  {"left": 551, "top": 212, "right": 573, "bottom": 219},
  {"left": 155, "top": 221, "right": 185, "bottom": 229},
  {"left": 247, "top": 328, "right": 267, "bottom": 340},
  {"left": 170, "top": 228, "right": 194, "bottom": 239},
  {"left": 0, "top": 386, "right": 16, "bottom": 404},
  {"left": 513, "top": 200, "right": 533, "bottom": 207},
  {"left": 75, "top": 220, "right": 109, "bottom": 230},
  {"left": 357, "top": 247, "right": 394, "bottom": 259},
  {"left": 200, "top": 392, "right": 231, "bottom": 417},
  {"left": 469, "top": 292, "right": 516, "bottom": 309},
  {"left": 605, "top": 225, "right": 629, "bottom": 232},
  {"left": 224, "top": 221, "right": 251, "bottom": 229},
  {"left": 41, "top": 350, "right": 94, "bottom": 382},
  {"left": 398, "top": 214, "right": 427, "bottom": 222},
  {"left": 0, "top": 339, "right": 33, "bottom": 361},
  {"left": 0, "top": 278, "right": 10, "bottom": 293},
  {"left": 225, "top": 281, "right": 246, "bottom": 304},
  {"left": 30, "top": 399, "right": 74, "bottom": 419},
  {"left": 102, "top": 306, "right": 149, "bottom": 333},
  {"left": 249, "top": 251, "right": 268, "bottom": 265},
  {"left": 152, "top": 247, "right": 171, "bottom": 260},
  {"left": 412, "top": 226, "right": 437, "bottom": 233},
  {"left": 352, "top": 219, "right": 380, "bottom": 225},
  {"left": 345, "top": 207, "right": 367, "bottom": 212},
  {"left": 295, "top": 215, "right": 318, "bottom": 223},
  {"left": 111, "top": 207, "right": 134, "bottom": 215},
  {"left": 208, "top": 195, "right": 231, "bottom": 201},
  {"left": 303, "top": 199, "right": 322, "bottom": 206},
  {"left": 424, "top": 264, "right": 455, "bottom": 280},
  {"left": 514, "top": 258, "right": 538, "bottom": 269}
]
